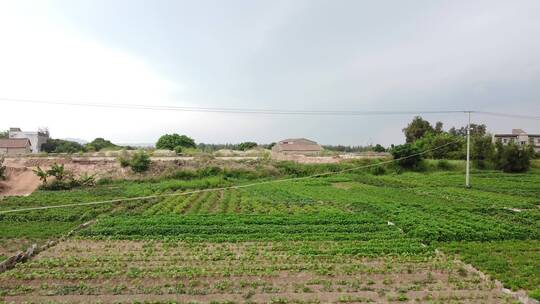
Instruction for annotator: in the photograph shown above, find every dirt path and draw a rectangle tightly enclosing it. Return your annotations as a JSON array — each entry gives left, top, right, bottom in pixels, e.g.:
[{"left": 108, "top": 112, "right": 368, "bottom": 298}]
[{"left": 0, "top": 167, "right": 41, "bottom": 197}]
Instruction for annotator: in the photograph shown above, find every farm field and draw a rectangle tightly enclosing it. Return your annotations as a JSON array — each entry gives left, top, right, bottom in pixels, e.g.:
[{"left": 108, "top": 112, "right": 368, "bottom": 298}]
[
  {"left": 0, "top": 240, "right": 517, "bottom": 303},
  {"left": 1, "top": 165, "right": 539, "bottom": 303}
]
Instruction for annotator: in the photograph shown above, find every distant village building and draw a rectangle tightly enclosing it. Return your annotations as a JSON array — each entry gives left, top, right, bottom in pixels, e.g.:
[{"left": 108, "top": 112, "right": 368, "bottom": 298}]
[
  {"left": 0, "top": 138, "right": 32, "bottom": 155},
  {"left": 8, "top": 127, "right": 50, "bottom": 153},
  {"left": 272, "top": 138, "right": 322, "bottom": 155},
  {"left": 493, "top": 129, "right": 540, "bottom": 152}
]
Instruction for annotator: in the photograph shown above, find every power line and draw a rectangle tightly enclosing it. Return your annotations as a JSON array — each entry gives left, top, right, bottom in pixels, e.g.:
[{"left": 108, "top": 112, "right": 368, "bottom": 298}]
[
  {"left": 0, "top": 139, "right": 461, "bottom": 214},
  {"left": 3, "top": 97, "right": 540, "bottom": 120},
  {"left": 0, "top": 97, "right": 468, "bottom": 116},
  {"left": 475, "top": 111, "right": 540, "bottom": 121}
]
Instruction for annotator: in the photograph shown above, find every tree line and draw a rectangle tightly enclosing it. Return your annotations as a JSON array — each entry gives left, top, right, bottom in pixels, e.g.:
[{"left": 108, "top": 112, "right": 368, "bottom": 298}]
[{"left": 392, "top": 116, "right": 536, "bottom": 172}]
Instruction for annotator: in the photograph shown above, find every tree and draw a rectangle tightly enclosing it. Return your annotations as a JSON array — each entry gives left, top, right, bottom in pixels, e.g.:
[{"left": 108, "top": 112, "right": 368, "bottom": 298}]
[
  {"left": 156, "top": 134, "right": 196, "bottom": 150},
  {"left": 449, "top": 124, "right": 487, "bottom": 137},
  {"left": 0, "top": 130, "right": 8, "bottom": 139},
  {"left": 373, "top": 144, "right": 386, "bottom": 152},
  {"left": 238, "top": 142, "right": 257, "bottom": 151},
  {"left": 391, "top": 143, "right": 423, "bottom": 169},
  {"left": 472, "top": 135, "right": 495, "bottom": 167},
  {"left": 41, "top": 139, "right": 85, "bottom": 153},
  {"left": 85, "top": 138, "right": 118, "bottom": 151},
  {"left": 434, "top": 121, "right": 444, "bottom": 134},
  {"left": 403, "top": 116, "right": 434, "bottom": 143},
  {"left": 414, "top": 132, "right": 464, "bottom": 159},
  {"left": 494, "top": 142, "right": 531, "bottom": 173}
]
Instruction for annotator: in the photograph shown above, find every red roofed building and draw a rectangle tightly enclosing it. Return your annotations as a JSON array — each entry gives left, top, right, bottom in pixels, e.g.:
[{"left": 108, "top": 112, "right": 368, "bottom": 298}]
[{"left": 0, "top": 138, "right": 32, "bottom": 155}]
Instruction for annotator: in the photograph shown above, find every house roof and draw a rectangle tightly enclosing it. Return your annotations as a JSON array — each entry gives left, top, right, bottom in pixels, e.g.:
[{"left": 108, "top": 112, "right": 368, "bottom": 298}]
[
  {"left": 279, "top": 138, "right": 317, "bottom": 144},
  {"left": 0, "top": 138, "right": 31, "bottom": 148},
  {"left": 274, "top": 138, "right": 322, "bottom": 152},
  {"left": 494, "top": 134, "right": 540, "bottom": 137}
]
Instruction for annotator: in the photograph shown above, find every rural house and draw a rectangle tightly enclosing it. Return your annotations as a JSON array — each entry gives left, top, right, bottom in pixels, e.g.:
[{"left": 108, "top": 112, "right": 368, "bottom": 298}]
[
  {"left": 8, "top": 127, "right": 50, "bottom": 153},
  {"left": 272, "top": 138, "right": 322, "bottom": 155},
  {"left": 493, "top": 129, "right": 540, "bottom": 152},
  {"left": 0, "top": 138, "right": 32, "bottom": 155}
]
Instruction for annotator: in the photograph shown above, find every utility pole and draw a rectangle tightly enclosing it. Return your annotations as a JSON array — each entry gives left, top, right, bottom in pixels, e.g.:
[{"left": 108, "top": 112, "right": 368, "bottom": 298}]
[{"left": 466, "top": 111, "right": 471, "bottom": 188}]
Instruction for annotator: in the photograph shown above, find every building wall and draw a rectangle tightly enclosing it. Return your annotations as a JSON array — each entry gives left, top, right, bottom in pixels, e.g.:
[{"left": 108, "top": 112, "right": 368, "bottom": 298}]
[
  {"left": 8, "top": 131, "right": 49, "bottom": 153},
  {"left": 0, "top": 147, "right": 31, "bottom": 155},
  {"left": 275, "top": 150, "right": 321, "bottom": 156},
  {"left": 493, "top": 135, "right": 540, "bottom": 152}
]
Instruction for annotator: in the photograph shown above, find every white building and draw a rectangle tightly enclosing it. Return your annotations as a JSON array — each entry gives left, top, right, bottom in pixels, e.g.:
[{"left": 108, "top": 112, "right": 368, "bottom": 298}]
[
  {"left": 8, "top": 127, "right": 50, "bottom": 153},
  {"left": 493, "top": 129, "right": 540, "bottom": 152}
]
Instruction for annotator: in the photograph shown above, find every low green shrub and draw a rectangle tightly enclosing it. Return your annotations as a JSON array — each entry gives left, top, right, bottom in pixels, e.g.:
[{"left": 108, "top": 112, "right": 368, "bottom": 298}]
[
  {"left": 529, "top": 289, "right": 540, "bottom": 301},
  {"left": 436, "top": 160, "right": 453, "bottom": 170},
  {"left": 370, "top": 164, "right": 386, "bottom": 175},
  {"left": 130, "top": 151, "right": 151, "bottom": 173},
  {"left": 0, "top": 156, "right": 6, "bottom": 181},
  {"left": 390, "top": 144, "right": 423, "bottom": 170},
  {"left": 118, "top": 155, "right": 131, "bottom": 168}
]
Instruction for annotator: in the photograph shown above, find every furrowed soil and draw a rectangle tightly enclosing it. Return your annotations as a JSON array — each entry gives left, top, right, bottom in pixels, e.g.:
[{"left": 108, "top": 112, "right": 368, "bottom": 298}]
[{"left": 0, "top": 240, "right": 516, "bottom": 304}]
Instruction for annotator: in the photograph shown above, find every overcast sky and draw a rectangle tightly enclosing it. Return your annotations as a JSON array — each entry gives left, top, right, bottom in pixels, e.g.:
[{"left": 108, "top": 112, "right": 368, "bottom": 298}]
[{"left": 1, "top": 0, "right": 539, "bottom": 146}]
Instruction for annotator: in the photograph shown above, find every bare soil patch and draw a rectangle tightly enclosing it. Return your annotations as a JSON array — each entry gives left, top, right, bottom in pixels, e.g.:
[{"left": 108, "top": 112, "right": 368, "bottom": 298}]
[{"left": 0, "top": 167, "right": 40, "bottom": 197}]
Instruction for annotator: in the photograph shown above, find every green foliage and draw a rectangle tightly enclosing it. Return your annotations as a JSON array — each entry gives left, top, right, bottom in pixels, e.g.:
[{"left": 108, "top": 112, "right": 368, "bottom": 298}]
[
  {"left": 33, "top": 163, "right": 95, "bottom": 190},
  {"left": 441, "top": 241, "right": 540, "bottom": 291},
  {"left": 449, "top": 124, "right": 487, "bottom": 137},
  {"left": 33, "top": 166, "right": 49, "bottom": 184},
  {"left": 237, "top": 142, "right": 257, "bottom": 151},
  {"left": 47, "top": 164, "right": 66, "bottom": 181},
  {"left": 129, "top": 151, "right": 151, "bottom": 173},
  {"left": 156, "top": 134, "right": 196, "bottom": 150},
  {"left": 118, "top": 156, "right": 131, "bottom": 168},
  {"left": 0, "top": 130, "right": 8, "bottom": 139},
  {"left": 370, "top": 163, "right": 386, "bottom": 175},
  {"left": 0, "top": 156, "right": 6, "bottom": 181},
  {"left": 495, "top": 142, "right": 531, "bottom": 173},
  {"left": 436, "top": 160, "right": 453, "bottom": 170},
  {"left": 372, "top": 144, "right": 386, "bottom": 152},
  {"left": 414, "top": 132, "right": 464, "bottom": 159},
  {"left": 529, "top": 289, "right": 540, "bottom": 301},
  {"left": 390, "top": 143, "right": 423, "bottom": 169},
  {"left": 472, "top": 135, "right": 495, "bottom": 168},
  {"left": 85, "top": 138, "right": 118, "bottom": 152},
  {"left": 402, "top": 116, "right": 434, "bottom": 143},
  {"left": 41, "top": 139, "right": 85, "bottom": 153},
  {"left": 174, "top": 145, "right": 183, "bottom": 154}
]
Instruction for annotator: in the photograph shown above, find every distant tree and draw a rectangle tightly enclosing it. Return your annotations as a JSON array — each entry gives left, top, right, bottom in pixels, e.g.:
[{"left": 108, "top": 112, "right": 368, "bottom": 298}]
[
  {"left": 391, "top": 143, "right": 423, "bottom": 169},
  {"left": 0, "top": 130, "right": 8, "bottom": 139},
  {"left": 322, "top": 145, "right": 371, "bottom": 152},
  {"left": 434, "top": 121, "right": 444, "bottom": 134},
  {"left": 449, "top": 124, "right": 487, "bottom": 137},
  {"left": 85, "top": 138, "right": 118, "bottom": 151},
  {"left": 156, "top": 134, "right": 196, "bottom": 150},
  {"left": 41, "top": 139, "right": 85, "bottom": 153},
  {"left": 494, "top": 142, "right": 531, "bottom": 173},
  {"left": 403, "top": 116, "right": 434, "bottom": 143},
  {"left": 237, "top": 142, "right": 257, "bottom": 151},
  {"left": 373, "top": 144, "right": 386, "bottom": 152}
]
